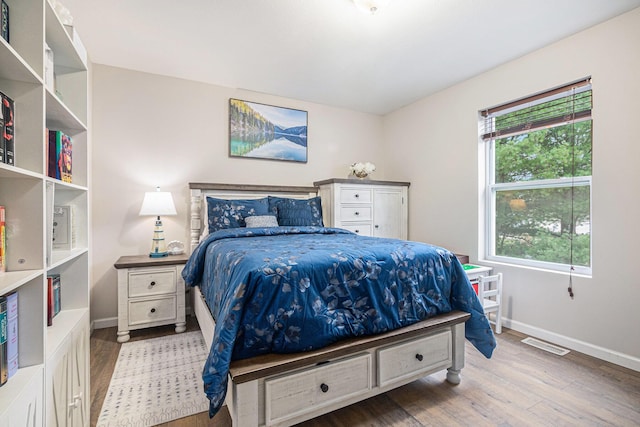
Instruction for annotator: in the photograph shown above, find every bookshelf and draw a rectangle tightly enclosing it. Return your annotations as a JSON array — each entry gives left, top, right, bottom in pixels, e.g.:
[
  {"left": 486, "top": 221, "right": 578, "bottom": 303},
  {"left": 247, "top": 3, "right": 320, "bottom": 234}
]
[{"left": 0, "top": 0, "right": 89, "bottom": 425}]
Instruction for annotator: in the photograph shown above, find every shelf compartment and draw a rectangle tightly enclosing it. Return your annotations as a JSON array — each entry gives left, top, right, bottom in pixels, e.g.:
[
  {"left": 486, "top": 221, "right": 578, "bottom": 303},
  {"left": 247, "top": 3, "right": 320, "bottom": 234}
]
[
  {"left": 46, "top": 308, "right": 88, "bottom": 359},
  {"left": 0, "top": 79, "right": 46, "bottom": 174},
  {"left": 0, "top": 275, "right": 46, "bottom": 369},
  {"left": 47, "top": 251, "right": 89, "bottom": 313},
  {"left": 0, "top": 177, "right": 44, "bottom": 271},
  {"left": 49, "top": 247, "right": 88, "bottom": 270},
  {"left": 0, "top": 0, "right": 44, "bottom": 80},
  {"left": 0, "top": 269, "right": 42, "bottom": 296},
  {"left": 46, "top": 87, "right": 87, "bottom": 133},
  {"left": 0, "top": 365, "right": 44, "bottom": 417},
  {"left": 44, "top": 1, "right": 87, "bottom": 72},
  {"left": 0, "top": 41, "right": 41, "bottom": 85}
]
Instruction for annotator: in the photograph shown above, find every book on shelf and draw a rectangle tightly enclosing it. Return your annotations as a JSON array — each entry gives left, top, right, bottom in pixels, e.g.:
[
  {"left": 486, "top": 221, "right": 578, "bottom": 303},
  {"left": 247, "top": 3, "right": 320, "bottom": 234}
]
[
  {"left": 46, "top": 128, "right": 57, "bottom": 179},
  {"left": 47, "top": 277, "right": 53, "bottom": 326},
  {"left": 48, "top": 130, "right": 72, "bottom": 182},
  {"left": 1, "top": 0, "right": 8, "bottom": 43},
  {"left": 1, "top": 92, "right": 14, "bottom": 166},
  {"left": 0, "top": 205, "right": 5, "bottom": 273},
  {"left": 59, "top": 132, "right": 72, "bottom": 182},
  {"left": 6, "top": 291, "right": 17, "bottom": 379},
  {"left": 0, "top": 101, "right": 4, "bottom": 163},
  {"left": 46, "top": 274, "right": 61, "bottom": 325},
  {"left": 0, "top": 295, "right": 7, "bottom": 386},
  {"left": 51, "top": 274, "right": 61, "bottom": 317}
]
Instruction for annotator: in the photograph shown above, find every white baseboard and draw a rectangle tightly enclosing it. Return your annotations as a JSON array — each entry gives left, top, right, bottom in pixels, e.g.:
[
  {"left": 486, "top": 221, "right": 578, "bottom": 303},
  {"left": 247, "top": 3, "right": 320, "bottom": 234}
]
[
  {"left": 91, "top": 316, "right": 118, "bottom": 331},
  {"left": 504, "top": 318, "right": 640, "bottom": 372},
  {"left": 90, "top": 309, "right": 193, "bottom": 334}
]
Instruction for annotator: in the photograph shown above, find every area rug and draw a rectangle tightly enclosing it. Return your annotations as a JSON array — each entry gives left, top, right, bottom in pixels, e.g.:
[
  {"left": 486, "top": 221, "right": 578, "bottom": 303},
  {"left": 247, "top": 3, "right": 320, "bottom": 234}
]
[{"left": 97, "top": 331, "right": 210, "bottom": 426}]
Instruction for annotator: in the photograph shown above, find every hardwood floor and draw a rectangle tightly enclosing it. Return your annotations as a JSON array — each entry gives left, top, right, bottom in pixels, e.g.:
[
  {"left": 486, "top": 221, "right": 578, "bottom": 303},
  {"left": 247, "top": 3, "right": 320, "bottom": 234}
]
[{"left": 91, "top": 317, "right": 640, "bottom": 426}]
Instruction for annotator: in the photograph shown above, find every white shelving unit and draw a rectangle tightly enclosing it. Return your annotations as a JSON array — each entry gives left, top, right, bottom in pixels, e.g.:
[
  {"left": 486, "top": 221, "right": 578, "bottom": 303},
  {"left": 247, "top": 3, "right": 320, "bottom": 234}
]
[{"left": 0, "top": 1, "right": 89, "bottom": 425}]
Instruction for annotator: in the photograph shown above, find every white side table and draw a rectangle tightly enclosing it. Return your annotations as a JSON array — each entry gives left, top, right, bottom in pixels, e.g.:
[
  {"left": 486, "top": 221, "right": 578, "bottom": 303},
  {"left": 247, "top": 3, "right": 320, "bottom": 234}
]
[{"left": 114, "top": 253, "right": 189, "bottom": 343}]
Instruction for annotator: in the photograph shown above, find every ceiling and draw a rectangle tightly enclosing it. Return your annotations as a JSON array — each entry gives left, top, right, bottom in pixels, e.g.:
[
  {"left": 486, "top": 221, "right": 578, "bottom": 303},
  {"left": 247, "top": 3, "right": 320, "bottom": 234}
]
[{"left": 60, "top": 0, "right": 640, "bottom": 115}]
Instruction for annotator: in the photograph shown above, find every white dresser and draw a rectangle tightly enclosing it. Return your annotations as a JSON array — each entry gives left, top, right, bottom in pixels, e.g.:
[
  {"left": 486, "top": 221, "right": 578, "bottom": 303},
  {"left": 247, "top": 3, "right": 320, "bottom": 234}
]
[{"left": 314, "top": 179, "right": 410, "bottom": 240}]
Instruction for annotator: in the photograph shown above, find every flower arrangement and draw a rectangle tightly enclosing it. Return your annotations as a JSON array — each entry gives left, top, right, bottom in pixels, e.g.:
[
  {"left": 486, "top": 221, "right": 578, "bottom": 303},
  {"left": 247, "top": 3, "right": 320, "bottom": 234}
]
[{"left": 349, "top": 162, "right": 376, "bottom": 178}]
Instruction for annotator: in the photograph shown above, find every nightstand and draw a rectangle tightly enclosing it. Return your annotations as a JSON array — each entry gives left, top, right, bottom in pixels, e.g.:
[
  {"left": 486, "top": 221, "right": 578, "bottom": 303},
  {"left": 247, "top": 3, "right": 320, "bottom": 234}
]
[{"left": 114, "top": 253, "right": 189, "bottom": 343}]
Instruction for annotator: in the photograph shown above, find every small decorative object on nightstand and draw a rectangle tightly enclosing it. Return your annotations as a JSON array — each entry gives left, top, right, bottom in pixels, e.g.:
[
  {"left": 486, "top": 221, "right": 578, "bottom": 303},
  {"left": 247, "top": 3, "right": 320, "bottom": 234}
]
[
  {"left": 114, "top": 253, "right": 189, "bottom": 343},
  {"left": 139, "top": 186, "right": 177, "bottom": 257},
  {"left": 167, "top": 240, "right": 185, "bottom": 255}
]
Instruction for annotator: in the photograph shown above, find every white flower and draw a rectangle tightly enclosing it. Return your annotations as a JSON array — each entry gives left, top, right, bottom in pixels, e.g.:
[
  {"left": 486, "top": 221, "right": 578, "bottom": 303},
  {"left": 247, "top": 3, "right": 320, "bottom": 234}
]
[{"left": 350, "top": 162, "right": 376, "bottom": 175}]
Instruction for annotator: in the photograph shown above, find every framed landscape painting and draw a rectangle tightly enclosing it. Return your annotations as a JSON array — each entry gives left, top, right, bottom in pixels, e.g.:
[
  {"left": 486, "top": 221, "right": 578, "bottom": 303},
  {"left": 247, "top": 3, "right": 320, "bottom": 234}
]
[{"left": 229, "top": 99, "right": 308, "bottom": 163}]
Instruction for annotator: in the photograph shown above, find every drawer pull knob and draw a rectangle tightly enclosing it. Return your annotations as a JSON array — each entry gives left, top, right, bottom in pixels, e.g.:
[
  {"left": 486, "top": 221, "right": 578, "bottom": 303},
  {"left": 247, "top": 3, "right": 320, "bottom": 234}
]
[
  {"left": 150, "top": 281, "right": 156, "bottom": 286},
  {"left": 354, "top": 194, "right": 360, "bottom": 198},
  {"left": 354, "top": 211, "right": 360, "bottom": 216},
  {"left": 355, "top": 229, "right": 360, "bottom": 233},
  {"left": 320, "top": 383, "right": 329, "bottom": 393},
  {"left": 416, "top": 353, "right": 424, "bottom": 362},
  {"left": 375, "top": 225, "right": 379, "bottom": 229},
  {"left": 150, "top": 308, "right": 156, "bottom": 313}
]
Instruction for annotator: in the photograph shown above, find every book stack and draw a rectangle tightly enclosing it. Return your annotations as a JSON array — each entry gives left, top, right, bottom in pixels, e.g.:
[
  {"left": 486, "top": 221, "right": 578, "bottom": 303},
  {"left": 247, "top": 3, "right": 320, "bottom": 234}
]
[
  {"left": 0, "top": 91, "right": 14, "bottom": 166},
  {"left": 47, "top": 130, "right": 72, "bottom": 182}
]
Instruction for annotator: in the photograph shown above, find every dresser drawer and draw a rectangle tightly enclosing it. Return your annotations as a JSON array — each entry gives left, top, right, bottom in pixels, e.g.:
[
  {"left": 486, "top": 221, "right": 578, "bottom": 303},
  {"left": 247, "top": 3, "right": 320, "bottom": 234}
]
[
  {"left": 377, "top": 331, "right": 451, "bottom": 387},
  {"left": 340, "top": 188, "right": 372, "bottom": 204},
  {"left": 265, "top": 353, "right": 372, "bottom": 425},
  {"left": 128, "top": 296, "right": 177, "bottom": 325},
  {"left": 340, "top": 206, "right": 372, "bottom": 221},
  {"left": 128, "top": 268, "right": 176, "bottom": 297},
  {"left": 340, "top": 224, "right": 372, "bottom": 236}
]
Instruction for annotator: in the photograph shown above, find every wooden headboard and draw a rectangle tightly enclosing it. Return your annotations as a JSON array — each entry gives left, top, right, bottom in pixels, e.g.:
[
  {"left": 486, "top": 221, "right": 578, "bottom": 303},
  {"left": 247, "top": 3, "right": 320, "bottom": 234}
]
[{"left": 188, "top": 182, "right": 318, "bottom": 253}]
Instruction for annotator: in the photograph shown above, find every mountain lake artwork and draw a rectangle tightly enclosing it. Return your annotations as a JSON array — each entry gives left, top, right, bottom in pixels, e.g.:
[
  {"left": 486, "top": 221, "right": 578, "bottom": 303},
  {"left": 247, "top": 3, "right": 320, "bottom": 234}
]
[{"left": 229, "top": 99, "right": 308, "bottom": 163}]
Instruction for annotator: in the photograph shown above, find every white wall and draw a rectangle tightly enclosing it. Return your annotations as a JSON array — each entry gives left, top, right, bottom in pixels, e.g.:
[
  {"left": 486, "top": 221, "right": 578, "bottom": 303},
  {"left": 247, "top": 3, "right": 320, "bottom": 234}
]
[
  {"left": 384, "top": 8, "right": 640, "bottom": 368},
  {"left": 90, "top": 65, "right": 385, "bottom": 324}
]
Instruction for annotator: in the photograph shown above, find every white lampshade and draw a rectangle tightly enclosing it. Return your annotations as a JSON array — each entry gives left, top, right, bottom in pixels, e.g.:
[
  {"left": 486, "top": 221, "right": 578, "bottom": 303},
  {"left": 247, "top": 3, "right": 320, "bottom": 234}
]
[
  {"left": 139, "top": 187, "right": 177, "bottom": 216},
  {"left": 140, "top": 187, "right": 176, "bottom": 258},
  {"left": 353, "top": 0, "right": 390, "bottom": 14}
]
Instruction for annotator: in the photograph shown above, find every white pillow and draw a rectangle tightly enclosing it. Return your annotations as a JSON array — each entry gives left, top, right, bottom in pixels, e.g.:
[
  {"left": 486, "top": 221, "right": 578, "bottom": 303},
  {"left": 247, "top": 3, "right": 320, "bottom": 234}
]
[{"left": 245, "top": 215, "right": 279, "bottom": 228}]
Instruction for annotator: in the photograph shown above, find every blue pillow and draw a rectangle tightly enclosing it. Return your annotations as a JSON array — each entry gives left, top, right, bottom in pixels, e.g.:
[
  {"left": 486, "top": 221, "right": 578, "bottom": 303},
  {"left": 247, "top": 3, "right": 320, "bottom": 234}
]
[
  {"left": 268, "top": 196, "right": 324, "bottom": 227},
  {"left": 206, "top": 197, "right": 269, "bottom": 232}
]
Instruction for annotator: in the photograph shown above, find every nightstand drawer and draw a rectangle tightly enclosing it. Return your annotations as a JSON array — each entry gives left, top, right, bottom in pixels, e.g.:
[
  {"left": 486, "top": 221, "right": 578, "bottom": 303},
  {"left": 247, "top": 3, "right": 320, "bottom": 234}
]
[
  {"left": 128, "top": 296, "right": 177, "bottom": 325},
  {"left": 340, "top": 188, "right": 372, "bottom": 204},
  {"left": 128, "top": 269, "right": 176, "bottom": 297},
  {"left": 340, "top": 206, "right": 372, "bottom": 221}
]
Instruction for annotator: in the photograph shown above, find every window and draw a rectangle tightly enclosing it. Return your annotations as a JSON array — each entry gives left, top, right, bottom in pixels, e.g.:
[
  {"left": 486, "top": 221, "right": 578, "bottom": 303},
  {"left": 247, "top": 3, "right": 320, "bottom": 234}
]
[{"left": 481, "top": 78, "right": 592, "bottom": 274}]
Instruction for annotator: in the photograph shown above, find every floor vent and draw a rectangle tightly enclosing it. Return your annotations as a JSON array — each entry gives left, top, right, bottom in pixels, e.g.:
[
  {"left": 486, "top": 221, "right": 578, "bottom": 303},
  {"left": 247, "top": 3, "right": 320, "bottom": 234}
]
[{"left": 521, "top": 337, "right": 570, "bottom": 356}]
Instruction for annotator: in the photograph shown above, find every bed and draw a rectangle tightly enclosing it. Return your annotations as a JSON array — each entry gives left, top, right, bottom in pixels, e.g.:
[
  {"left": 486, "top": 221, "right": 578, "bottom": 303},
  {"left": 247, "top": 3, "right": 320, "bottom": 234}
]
[{"left": 183, "top": 182, "right": 496, "bottom": 426}]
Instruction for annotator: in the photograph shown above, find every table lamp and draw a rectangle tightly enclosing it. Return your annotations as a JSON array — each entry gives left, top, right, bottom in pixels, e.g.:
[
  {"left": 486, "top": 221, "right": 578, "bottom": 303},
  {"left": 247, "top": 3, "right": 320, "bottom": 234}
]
[{"left": 139, "top": 186, "right": 177, "bottom": 257}]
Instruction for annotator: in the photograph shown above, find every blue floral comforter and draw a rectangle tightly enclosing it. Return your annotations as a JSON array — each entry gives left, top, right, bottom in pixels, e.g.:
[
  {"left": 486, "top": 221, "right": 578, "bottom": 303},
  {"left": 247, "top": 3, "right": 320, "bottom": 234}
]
[{"left": 182, "top": 226, "right": 496, "bottom": 417}]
